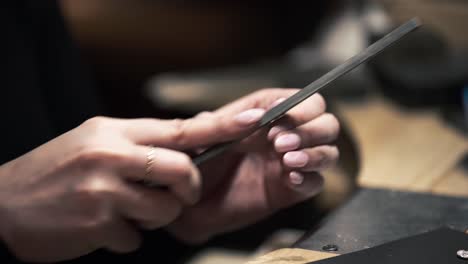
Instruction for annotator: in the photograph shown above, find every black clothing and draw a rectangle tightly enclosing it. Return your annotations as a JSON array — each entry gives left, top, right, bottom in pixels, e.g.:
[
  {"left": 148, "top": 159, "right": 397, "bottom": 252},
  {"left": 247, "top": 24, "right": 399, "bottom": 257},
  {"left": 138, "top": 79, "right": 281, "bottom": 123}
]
[
  {"left": 0, "top": 0, "right": 103, "bottom": 165},
  {"left": 0, "top": 2, "right": 313, "bottom": 263},
  {"left": 0, "top": 2, "right": 201, "bottom": 263}
]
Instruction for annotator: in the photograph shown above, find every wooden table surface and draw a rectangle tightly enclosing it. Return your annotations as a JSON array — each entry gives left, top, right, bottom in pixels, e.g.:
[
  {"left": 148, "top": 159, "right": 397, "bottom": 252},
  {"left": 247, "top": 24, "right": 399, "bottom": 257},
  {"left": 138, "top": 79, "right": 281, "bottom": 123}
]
[{"left": 244, "top": 94, "right": 468, "bottom": 264}]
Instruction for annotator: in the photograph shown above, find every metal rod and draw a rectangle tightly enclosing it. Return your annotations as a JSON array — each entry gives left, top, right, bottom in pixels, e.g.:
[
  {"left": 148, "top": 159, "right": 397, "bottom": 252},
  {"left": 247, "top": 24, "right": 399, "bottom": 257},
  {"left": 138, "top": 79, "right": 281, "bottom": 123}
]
[{"left": 193, "top": 17, "right": 421, "bottom": 166}]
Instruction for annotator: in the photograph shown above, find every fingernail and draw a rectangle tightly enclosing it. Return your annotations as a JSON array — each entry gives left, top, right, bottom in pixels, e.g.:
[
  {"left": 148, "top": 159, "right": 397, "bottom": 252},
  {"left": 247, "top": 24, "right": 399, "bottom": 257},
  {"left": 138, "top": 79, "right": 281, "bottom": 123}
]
[
  {"left": 275, "top": 134, "right": 301, "bottom": 152},
  {"left": 270, "top": 98, "right": 286, "bottom": 108},
  {"left": 234, "top": 108, "right": 265, "bottom": 125},
  {"left": 268, "top": 126, "right": 285, "bottom": 140},
  {"left": 289, "top": 171, "right": 304, "bottom": 185},
  {"left": 284, "top": 151, "right": 309, "bottom": 167}
]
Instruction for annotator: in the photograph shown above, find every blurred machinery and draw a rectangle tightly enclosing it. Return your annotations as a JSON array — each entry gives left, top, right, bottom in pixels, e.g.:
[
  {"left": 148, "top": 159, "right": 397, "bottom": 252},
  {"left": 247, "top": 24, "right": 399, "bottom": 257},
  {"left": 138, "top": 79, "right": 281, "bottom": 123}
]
[
  {"left": 144, "top": 0, "right": 376, "bottom": 113},
  {"left": 144, "top": 0, "right": 468, "bottom": 131}
]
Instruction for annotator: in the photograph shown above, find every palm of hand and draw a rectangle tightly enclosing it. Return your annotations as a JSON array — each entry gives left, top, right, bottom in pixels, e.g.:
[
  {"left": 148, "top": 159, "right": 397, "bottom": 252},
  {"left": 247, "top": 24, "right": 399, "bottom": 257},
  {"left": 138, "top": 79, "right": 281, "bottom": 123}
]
[
  {"left": 166, "top": 88, "right": 336, "bottom": 244},
  {"left": 167, "top": 146, "right": 287, "bottom": 244}
]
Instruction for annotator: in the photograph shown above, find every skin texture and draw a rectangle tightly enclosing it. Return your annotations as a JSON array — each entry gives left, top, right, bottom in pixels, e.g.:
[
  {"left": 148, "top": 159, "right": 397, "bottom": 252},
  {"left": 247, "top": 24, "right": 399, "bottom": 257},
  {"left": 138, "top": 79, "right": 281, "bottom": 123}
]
[
  {"left": 0, "top": 88, "right": 339, "bottom": 263},
  {"left": 0, "top": 117, "right": 202, "bottom": 262},
  {"left": 163, "top": 88, "right": 340, "bottom": 243}
]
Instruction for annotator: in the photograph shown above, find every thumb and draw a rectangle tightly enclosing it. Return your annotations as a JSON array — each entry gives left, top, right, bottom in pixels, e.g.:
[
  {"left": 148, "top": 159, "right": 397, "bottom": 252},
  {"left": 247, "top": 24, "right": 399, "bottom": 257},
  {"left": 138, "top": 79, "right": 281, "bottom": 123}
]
[
  {"left": 123, "top": 108, "right": 266, "bottom": 150},
  {"left": 173, "top": 108, "right": 267, "bottom": 149}
]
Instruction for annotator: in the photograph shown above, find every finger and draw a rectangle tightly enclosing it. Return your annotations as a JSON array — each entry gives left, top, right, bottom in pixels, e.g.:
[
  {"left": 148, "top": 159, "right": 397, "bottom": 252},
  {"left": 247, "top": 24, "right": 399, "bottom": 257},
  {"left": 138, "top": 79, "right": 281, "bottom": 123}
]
[
  {"left": 284, "top": 171, "right": 324, "bottom": 197},
  {"left": 222, "top": 97, "right": 290, "bottom": 153},
  {"left": 267, "top": 93, "right": 327, "bottom": 140},
  {"left": 82, "top": 176, "right": 183, "bottom": 229},
  {"left": 282, "top": 145, "right": 339, "bottom": 172},
  {"left": 113, "top": 183, "right": 183, "bottom": 228},
  {"left": 100, "top": 217, "right": 142, "bottom": 254},
  {"left": 118, "top": 145, "right": 201, "bottom": 205},
  {"left": 273, "top": 113, "right": 340, "bottom": 153},
  {"left": 268, "top": 171, "right": 324, "bottom": 210},
  {"left": 121, "top": 108, "right": 266, "bottom": 149},
  {"left": 213, "top": 88, "right": 299, "bottom": 115}
]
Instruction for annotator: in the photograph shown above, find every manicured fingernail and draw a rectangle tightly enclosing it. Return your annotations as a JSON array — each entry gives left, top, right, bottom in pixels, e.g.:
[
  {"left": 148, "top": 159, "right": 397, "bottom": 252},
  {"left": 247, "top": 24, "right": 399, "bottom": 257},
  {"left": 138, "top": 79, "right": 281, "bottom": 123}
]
[
  {"left": 270, "top": 98, "right": 286, "bottom": 108},
  {"left": 275, "top": 134, "right": 301, "bottom": 152},
  {"left": 234, "top": 108, "right": 265, "bottom": 125},
  {"left": 268, "top": 126, "right": 285, "bottom": 140},
  {"left": 289, "top": 171, "right": 304, "bottom": 185},
  {"left": 284, "top": 151, "right": 309, "bottom": 167}
]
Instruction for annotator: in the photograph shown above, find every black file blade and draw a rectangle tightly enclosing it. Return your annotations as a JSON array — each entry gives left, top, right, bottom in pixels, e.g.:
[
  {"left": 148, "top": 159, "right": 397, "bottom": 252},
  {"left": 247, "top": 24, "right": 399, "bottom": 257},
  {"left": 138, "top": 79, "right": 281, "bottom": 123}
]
[{"left": 192, "top": 18, "right": 421, "bottom": 166}]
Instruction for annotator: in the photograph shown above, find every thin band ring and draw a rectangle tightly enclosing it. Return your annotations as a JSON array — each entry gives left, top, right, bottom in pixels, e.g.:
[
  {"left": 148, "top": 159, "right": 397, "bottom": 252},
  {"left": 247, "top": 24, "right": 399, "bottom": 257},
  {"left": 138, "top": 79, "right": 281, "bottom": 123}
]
[
  {"left": 142, "top": 145, "right": 163, "bottom": 187},
  {"left": 146, "top": 145, "right": 156, "bottom": 176}
]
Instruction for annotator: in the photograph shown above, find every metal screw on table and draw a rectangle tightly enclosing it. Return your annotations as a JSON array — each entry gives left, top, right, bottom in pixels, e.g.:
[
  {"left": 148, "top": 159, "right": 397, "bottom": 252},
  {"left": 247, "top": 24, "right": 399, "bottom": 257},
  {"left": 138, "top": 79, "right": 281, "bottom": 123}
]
[
  {"left": 322, "top": 244, "right": 339, "bottom": 252},
  {"left": 457, "top": 250, "right": 468, "bottom": 260}
]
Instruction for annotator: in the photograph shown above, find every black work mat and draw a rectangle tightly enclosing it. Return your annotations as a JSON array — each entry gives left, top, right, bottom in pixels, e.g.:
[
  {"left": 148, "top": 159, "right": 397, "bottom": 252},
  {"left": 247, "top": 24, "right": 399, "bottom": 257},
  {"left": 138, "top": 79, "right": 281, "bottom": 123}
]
[
  {"left": 295, "top": 188, "right": 468, "bottom": 254},
  {"left": 308, "top": 227, "right": 468, "bottom": 264}
]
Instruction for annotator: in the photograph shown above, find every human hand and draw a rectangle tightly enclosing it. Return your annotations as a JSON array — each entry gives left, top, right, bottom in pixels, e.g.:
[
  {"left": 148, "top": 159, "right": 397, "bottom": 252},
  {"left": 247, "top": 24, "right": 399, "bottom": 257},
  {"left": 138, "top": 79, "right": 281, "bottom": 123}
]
[
  {"left": 0, "top": 117, "right": 201, "bottom": 263},
  {"left": 163, "top": 88, "right": 340, "bottom": 244}
]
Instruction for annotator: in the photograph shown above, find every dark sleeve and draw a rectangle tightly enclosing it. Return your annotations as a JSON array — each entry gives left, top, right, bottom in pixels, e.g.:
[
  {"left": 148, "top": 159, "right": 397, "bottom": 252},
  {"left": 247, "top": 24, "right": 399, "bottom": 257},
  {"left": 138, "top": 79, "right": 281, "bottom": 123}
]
[{"left": 0, "top": 0, "right": 104, "bottom": 164}]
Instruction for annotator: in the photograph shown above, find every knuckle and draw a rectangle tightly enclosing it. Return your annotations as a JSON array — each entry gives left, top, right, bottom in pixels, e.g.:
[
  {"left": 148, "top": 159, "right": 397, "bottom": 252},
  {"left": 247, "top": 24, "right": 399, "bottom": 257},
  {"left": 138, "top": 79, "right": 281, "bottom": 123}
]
[
  {"left": 195, "top": 111, "right": 214, "bottom": 119},
  {"left": 210, "top": 114, "right": 229, "bottom": 137},
  {"left": 75, "top": 145, "right": 125, "bottom": 168},
  {"left": 312, "top": 148, "right": 328, "bottom": 165},
  {"left": 80, "top": 117, "right": 121, "bottom": 143},
  {"left": 81, "top": 116, "right": 111, "bottom": 131},
  {"left": 319, "top": 146, "right": 332, "bottom": 158},
  {"left": 314, "top": 93, "right": 327, "bottom": 113},
  {"left": 142, "top": 195, "right": 183, "bottom": 228},
  {"left": 323, "top": 113, "right": 340, "bottom": 141},
  {"left": 76, "top": 147, "right": 106, "bottom": 165},
  {"left": 169, "top": 118, "right": 189, "bottom": 147},
  {"left": 75, "top": 148, "right": 108, "bottom": 169},
  {"left": 253, "top": 88, "right": 271, "bottom": 97},
  {"left": 75, "top": 177, "right": 119, "bottom": 218},
  {"left": 328, "top": 114, "right": 340, "bottom": 132},
  {"left": 178, "top": 153, "right": 194, "bottom": 175},
  {"left": 80, "top": 199, "right": 115, "bottom": 231},
  {"left": 81, "top": 175, "right": 117, "bottom": 195},
  {"left": 329, "top": 145, "right": 340, "bottom": 161},
  {"left": 313, "top": 146, "right": 339, "bottom": 168}
]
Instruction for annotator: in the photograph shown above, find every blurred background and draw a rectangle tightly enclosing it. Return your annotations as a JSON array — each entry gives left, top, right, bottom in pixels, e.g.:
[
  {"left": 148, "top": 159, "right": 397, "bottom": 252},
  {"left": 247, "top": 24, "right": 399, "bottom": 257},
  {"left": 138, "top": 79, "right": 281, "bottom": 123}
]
[{"left": 58, "top": 0, "right": 468, "bottom": 263}]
